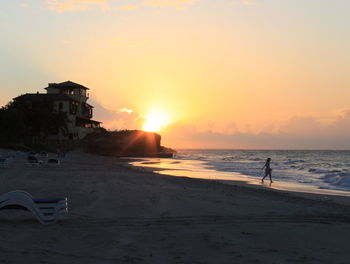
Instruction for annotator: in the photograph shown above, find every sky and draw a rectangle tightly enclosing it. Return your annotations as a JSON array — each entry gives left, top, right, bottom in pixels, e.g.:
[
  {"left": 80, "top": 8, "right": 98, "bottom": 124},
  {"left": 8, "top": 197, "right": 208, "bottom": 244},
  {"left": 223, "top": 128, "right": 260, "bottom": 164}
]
[{"left": 1, "top": 0, "right": 350, "bottom": 149}]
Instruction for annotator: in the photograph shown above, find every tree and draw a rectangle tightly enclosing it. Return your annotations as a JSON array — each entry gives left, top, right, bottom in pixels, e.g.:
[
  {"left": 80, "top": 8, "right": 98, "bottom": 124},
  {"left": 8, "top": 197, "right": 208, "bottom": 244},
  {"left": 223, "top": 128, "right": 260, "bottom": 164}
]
[
  {"left": 0, "top": 99, "right": 68, "bottom": 143},
  {"left": 0, "top": 105, "right": 26, "bottom": 141}
]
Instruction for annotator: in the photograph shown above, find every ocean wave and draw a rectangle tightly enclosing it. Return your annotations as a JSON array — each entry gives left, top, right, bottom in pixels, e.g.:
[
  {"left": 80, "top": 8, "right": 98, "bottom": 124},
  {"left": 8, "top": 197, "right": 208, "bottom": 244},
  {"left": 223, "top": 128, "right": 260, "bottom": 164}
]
[
  {"left": 284, "top": 159, "right": 305, "bottom": 165},
  {"left": 175, "top": 149, "right": 350, "bottom": 191},
  {"left": 308, "top": 168, "right": 330, "bottom": 174},
  {"left": 323, "top": 172, "right": 350, "bottom": 187}
]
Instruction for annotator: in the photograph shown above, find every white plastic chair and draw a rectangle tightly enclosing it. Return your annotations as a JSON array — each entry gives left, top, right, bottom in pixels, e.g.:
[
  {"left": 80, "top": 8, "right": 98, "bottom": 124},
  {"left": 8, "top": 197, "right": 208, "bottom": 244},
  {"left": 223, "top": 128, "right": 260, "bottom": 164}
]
[
  {"left": 0, "top": 190, "right": 68, "bottom": 224},
  {"left": 46, "top": 158, "right": 61, "bottom": 167},
  {"left": 26, "top": 156, "right": 42, "bottom": 168},
  {"left": 0, "top": 158, "right": 9, "bottom": 168}
]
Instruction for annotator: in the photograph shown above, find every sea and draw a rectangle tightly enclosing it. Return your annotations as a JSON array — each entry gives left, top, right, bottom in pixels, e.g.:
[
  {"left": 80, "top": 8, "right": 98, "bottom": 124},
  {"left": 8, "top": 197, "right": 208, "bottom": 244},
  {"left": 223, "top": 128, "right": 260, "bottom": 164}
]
[{"left": 130, "top": 149, "right": 350, "bottom": 196}]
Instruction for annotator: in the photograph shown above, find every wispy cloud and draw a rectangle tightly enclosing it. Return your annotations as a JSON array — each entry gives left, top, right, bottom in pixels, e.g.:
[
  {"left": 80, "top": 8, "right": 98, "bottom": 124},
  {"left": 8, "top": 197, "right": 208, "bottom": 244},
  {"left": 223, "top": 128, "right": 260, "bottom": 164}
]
[
  {"left": 160, "top": 107, "right": 350, "bottom": 149},
  {"left": 230, "top": 0, "right": 258, "bottom": 6},
  {"left": 90, "top": 99, "right": 143, "bottom": 130},
  {"left": 45, "top": 0, "right": 199, "bottom": 12},
  {"left": 119, "top": 108, "right": 134, "bottom": 114},
  {"left": 131, "top": 39, "right": 150, "bottom": 47},
  {"left": 46, "top": 0, "right": 110, "bottom": 12},
  {"left": 20, "top": 3, "right": 30, "bottom": 8},
  {"left": 241, "top": 0, "right": 257, "bottom": 5},
  {"left": 120, "top": 4, "right": 138, "bottom": 11},
  {"left": 144, "top": 0, "right": 197, "bottom": 9}
]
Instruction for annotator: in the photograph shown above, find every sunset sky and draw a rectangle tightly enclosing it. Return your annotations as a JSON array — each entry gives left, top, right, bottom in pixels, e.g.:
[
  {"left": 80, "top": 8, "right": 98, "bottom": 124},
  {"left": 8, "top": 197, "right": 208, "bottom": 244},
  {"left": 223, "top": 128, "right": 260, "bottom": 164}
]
[{"left": 1, "top": 0, "right": 350, "bottom": 149}]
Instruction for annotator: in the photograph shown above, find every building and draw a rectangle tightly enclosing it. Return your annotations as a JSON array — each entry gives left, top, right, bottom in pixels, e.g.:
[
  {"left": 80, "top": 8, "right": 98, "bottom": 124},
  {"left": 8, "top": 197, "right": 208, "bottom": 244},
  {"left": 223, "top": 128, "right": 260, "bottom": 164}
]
[{"left": 13, "top": 81, "right": 101, "bottom": 146}]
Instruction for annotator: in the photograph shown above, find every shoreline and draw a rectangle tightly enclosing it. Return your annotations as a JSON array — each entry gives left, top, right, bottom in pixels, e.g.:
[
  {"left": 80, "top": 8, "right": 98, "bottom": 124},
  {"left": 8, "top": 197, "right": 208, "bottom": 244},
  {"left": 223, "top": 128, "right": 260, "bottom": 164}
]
[
  {"left": 128, "top": 158, "right": 350, "bottom": 206},
  {"left": 136, "top": 169, "right": 350, "bottom": 209}
]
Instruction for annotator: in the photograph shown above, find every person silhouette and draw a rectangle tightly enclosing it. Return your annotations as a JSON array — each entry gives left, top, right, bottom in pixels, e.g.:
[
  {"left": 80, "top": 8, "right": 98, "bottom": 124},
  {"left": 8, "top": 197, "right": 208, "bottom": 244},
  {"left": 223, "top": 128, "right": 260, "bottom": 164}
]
[{"left": 261, "top": 158, "right": 273, "bottom": 183}]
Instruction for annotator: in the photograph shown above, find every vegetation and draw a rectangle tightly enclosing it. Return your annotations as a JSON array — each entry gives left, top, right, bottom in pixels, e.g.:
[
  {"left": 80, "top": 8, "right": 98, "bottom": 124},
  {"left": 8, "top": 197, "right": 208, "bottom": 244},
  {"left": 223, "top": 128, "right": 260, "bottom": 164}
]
[{"left": 0, "top": 100, "right": 68, "bottom": 147}]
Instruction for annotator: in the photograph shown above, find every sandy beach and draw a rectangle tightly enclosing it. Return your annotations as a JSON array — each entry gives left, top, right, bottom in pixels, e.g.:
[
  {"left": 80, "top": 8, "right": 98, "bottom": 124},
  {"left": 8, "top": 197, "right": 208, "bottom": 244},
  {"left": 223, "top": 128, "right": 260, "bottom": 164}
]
[{"left": 1, "top": 150, "right": 350, "bottom": 264}]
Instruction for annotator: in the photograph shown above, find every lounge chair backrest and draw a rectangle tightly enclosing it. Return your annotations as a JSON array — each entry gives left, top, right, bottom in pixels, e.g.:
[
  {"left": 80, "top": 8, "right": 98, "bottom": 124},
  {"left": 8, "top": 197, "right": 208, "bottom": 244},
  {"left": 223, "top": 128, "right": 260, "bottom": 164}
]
[
  {"left": 38, "top": 152, "right": 48, "bottom": 158},
  {"left": 28, "top": 156, "right": 38, "bottom": 162},
  {"left": 0, "top": 190, "right": 68, "bottom": 224},
  {"left": 0, "top": 158, "right": 9, "bottom": 168}
]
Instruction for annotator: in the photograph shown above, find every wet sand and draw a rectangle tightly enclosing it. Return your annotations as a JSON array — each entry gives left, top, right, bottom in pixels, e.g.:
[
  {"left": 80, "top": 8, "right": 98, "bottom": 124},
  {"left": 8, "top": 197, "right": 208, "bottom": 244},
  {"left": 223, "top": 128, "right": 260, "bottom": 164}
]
[{"left": 1, "top": 150, "right": 350, "bottom": 263}]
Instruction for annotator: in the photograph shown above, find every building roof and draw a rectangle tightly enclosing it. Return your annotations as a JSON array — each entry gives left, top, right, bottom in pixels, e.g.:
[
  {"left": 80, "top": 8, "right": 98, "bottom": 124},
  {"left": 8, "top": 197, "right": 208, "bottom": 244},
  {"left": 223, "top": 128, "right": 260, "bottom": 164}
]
[
  {"left": 45, "top": 81, "right": 89, "bottom": 90},
  {"left": 14, "top": 93, "right": 77, "bottom": 102},
  {"left": 82, "top": 102, "right": 94, "bottom": 108},
  {"left": 76, "top": 117, "right": 102, "bottom": 124}
]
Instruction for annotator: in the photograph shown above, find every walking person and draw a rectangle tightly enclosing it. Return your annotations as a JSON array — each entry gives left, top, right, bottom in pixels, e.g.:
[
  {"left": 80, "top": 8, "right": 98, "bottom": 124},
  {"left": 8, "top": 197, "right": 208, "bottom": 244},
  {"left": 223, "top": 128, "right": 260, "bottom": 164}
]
[{"left": 261, "top": 158, "right": 273, "bottom": 183}]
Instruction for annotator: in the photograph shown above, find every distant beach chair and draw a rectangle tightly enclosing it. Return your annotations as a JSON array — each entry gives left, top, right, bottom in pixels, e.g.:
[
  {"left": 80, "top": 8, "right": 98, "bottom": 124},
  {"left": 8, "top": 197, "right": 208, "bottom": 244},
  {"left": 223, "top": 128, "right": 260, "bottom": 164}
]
[
  {"left": 4, "top": 155, "right": 14, "bottom": 161},
  {"left": 0, "top": 190, "right": 68, "bottom": 224},
  {"left": 26, "top": 156, "right": 42, "bottom": 168},
  {"left": 38, "top": 151, "right": 48, "bottom": 159},
  {"left": 0, "top": 158, "right": 9, "bottom": 168},
  {"left": 15, "top": 151, "right": 23, "bottom": 157},
  {"left": 46, "top": 158, "right": 61, "bottom": 167}
]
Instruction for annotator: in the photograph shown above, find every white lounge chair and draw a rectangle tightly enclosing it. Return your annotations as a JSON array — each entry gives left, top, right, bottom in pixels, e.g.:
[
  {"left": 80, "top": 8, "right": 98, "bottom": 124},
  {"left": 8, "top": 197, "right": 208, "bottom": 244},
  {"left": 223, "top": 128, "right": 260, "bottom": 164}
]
[
  {"left": 0, "top": 158, "right": 9, "bottom": 168},
  {"left": 4, "top": 155, "right": 14, "bottom": 162},
  {"left": 46, "top": 158, "right": 61, "bottom": 167},
  {"left": 38, "top": 152, "right": 48, "bottom": 159},
  {"left": 0, "top": 190, "right": 68, "bottom": 224},
  {"left": 26, "top": 156, "right": 43, "bottom": 168}
]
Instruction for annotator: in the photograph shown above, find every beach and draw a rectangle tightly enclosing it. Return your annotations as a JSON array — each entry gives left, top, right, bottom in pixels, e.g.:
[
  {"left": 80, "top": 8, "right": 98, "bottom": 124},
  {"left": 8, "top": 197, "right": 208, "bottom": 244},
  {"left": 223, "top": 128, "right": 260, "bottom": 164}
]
[{"left": 1, "top": 150, "right": 350, "bottom": 263}]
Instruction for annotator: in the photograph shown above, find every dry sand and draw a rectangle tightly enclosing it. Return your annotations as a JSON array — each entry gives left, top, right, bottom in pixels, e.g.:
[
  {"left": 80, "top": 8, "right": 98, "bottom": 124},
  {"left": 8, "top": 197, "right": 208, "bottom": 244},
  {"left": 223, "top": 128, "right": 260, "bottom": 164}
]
[{"left": 1, "top": 150, "right": 350, "bottom": 263}]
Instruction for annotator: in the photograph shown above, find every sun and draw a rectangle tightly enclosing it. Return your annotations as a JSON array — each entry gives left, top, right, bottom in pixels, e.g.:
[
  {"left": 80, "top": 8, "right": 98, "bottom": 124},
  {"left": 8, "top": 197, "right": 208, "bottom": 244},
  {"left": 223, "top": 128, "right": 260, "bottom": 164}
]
[{"left": 143, "top": 111, "right": 170, "bottom": 132}]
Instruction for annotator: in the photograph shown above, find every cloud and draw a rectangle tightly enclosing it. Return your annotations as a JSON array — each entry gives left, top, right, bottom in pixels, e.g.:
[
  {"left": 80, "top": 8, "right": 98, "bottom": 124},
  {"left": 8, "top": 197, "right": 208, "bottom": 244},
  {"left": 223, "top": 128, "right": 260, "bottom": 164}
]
[
  {"left": 144, "top": 0, "right": 197, "bottom": 9},
  {"left": 119, "top": 108, "right": 134, "bottom": 114},
  {"left": 46, "top": 0, "right": 109, "bottom": 12},
  {"left": 45, "top": 0, "right": 199, "bottom": 12},
  {"left": 131, "top": 39, "right": 150, "bottom": 47},
  {"left": 20, "top": 3, "right": 29, "bottom": 8},
  {"left": 160, "top": 109, "right": 350, "bottom": 149},
  {"left": 90, "top": 98, "right": 143, "bottom": 131},
  {"left": 120, "top": 4, "right": 138, "bottom": 11},
  {"left": 241, "top": 0, "right": 257, "bottom": 5},
  {"left": 230, "top": 0, "right": 257, "bottom": 6}
]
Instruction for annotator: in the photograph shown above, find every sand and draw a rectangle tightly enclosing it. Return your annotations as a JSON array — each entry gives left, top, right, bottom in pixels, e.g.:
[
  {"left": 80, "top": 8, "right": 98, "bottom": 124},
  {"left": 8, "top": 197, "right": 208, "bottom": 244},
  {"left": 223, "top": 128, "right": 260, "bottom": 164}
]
[{"left": 1, "top": 150, "right": 350, "bottom": 263}]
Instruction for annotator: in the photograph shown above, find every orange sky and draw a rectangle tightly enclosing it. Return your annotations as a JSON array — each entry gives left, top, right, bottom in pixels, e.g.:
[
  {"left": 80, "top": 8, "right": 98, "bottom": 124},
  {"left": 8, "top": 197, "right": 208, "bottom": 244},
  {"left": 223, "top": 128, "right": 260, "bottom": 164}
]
[{"left": 1, "top": 0, "right": 350, "bottom": 148}]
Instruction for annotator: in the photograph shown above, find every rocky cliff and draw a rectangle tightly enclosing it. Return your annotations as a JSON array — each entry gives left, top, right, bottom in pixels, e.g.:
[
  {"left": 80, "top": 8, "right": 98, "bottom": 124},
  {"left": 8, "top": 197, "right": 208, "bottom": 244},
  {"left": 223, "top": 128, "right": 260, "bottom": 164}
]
[{"left": 82, "top": 130, "right": 175, "bottom": 157}]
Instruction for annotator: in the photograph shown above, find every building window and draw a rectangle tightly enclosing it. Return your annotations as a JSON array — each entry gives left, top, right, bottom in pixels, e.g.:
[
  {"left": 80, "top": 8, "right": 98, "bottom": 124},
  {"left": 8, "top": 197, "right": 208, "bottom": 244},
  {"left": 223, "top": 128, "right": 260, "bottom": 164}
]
[
  {"left": 63, "top": 89, "right": 74, "bottom": 95},
  {"left": 70, "top": 101, "right": 78, "bottom": 115}
]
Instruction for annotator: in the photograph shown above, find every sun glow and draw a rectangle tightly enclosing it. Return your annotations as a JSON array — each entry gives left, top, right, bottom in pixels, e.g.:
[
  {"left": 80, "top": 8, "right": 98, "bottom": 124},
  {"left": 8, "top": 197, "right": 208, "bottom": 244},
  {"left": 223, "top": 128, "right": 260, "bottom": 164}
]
[{"left": 143, "top": 111, "right": 170, "bottom": 132}]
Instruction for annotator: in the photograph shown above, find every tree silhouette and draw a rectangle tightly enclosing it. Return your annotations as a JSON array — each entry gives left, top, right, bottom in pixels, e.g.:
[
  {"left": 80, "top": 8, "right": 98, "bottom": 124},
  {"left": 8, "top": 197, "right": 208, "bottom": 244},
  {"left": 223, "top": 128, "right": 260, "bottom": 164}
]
[{"left": 0, "top": 100, "right": 68, "bottom": 144}]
